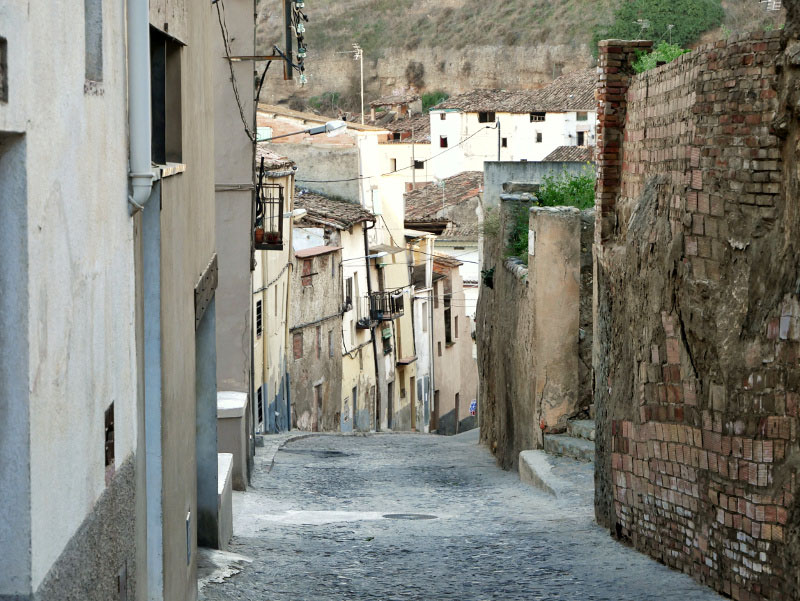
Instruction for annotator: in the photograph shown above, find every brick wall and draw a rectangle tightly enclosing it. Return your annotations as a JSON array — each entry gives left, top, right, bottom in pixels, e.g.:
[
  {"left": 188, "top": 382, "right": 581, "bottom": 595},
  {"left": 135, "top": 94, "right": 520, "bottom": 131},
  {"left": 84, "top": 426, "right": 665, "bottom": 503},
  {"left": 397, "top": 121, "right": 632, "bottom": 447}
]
[{"left": 594, "top": 31, "right": 800, "bottom": 600}]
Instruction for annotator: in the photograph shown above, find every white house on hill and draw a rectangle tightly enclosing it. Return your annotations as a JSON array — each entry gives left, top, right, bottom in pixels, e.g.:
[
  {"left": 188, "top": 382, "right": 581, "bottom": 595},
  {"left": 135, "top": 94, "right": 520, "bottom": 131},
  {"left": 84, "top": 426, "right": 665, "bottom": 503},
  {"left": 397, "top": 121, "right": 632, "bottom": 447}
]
[{"left": 428, "top": 69, "right": 597, "bottom": 179}]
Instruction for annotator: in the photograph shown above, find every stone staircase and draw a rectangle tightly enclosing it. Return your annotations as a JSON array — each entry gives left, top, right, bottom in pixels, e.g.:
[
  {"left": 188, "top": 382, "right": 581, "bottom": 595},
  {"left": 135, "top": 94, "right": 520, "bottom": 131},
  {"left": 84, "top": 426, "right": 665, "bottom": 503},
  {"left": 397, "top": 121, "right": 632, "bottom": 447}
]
[{"left": 543, "top": 419, "right": 595, "bottom": 463}]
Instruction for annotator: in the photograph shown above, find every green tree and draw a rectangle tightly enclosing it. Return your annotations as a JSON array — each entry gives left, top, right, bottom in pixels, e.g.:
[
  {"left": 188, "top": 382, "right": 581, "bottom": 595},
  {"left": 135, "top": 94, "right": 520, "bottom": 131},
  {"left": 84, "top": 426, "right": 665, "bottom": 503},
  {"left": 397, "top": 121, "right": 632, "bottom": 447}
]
[
  {"left": 422, "top": 91, "right": 450, "bottom": 113},
  {"left": 592, "top": 0, "right": 724, "bottom": 54}
]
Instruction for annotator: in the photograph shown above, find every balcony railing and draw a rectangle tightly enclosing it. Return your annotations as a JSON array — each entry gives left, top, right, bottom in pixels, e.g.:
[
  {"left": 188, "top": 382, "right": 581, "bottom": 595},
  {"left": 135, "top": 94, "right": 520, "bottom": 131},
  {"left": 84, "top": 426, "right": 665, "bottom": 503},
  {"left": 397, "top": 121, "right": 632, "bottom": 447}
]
[
  {"left": 254, "top": 157, "right": 284, "bottom": 251},
  {"left": 369, "top": 291, "right": 404, "bottom": 322}
]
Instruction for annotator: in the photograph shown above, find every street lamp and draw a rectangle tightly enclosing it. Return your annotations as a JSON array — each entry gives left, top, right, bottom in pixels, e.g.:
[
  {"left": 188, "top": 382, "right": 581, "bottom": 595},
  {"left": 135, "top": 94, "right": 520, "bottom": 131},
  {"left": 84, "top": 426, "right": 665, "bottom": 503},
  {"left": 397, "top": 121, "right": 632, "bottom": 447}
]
[{"left": 258, "top": 120, "right": 347, "bottom": 142}]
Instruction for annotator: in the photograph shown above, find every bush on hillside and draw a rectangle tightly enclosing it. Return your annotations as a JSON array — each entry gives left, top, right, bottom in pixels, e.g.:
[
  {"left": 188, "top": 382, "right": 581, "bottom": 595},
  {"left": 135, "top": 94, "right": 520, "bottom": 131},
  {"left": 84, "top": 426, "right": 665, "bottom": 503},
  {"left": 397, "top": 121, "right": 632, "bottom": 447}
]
[
  {"left": 633, "top": 42, "right": 690, "bottom": 73},
  {"left": 592, "top": 0, "right": 724, "bottom": 54}
]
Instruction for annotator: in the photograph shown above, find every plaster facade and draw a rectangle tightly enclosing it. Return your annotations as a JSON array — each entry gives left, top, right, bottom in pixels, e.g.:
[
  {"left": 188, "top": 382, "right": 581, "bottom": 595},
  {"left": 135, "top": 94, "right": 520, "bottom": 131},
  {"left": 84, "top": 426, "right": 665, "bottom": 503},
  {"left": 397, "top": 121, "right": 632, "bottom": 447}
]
[
  {"left": 431, "top": 260, "right": 479, "bottom": 435},
  {"left": 253, "top": 171, "right": 296, "bottom": 435},
  {"left": 0, "top": 0, "right": 137, "bottom": 597},
  {"left": 428, "top": 109, "right": 597, "bottom": 180}
]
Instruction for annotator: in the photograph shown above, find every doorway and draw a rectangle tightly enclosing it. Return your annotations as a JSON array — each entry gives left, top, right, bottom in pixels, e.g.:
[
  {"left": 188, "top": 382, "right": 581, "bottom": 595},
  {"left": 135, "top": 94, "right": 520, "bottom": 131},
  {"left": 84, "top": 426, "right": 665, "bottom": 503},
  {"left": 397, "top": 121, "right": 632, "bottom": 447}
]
[
  {"left": 313, "top": 384, "right": 322, "bottom": 432},
  {"left": 432, "top": 390, "right": 440, "bottom": 431},
  {"left": 410, "top": 376, "right": 416, "bottom": 431},
  {"left": 387, "top": 381, "right": 394, "bottom": 430}
]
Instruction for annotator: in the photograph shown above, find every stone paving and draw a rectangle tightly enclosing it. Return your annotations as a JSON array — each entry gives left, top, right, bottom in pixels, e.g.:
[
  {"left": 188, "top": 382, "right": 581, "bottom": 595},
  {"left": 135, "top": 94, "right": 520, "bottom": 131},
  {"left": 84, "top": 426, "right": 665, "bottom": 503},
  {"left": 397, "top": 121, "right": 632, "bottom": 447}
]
[{"left": 199, "top": 432, "right": 724, "bottom": 601}]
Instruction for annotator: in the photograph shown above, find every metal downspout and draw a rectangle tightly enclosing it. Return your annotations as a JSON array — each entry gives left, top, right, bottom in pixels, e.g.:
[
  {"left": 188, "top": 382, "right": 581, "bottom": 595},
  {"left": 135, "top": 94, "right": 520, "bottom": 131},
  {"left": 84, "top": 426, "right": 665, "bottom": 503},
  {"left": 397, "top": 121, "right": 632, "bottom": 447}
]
[
  {"left": 127, "top": 0, "right": 162, "bottom": 597},
  {"left": 363, "top": 221, "right": 382, "bottom": 431}
]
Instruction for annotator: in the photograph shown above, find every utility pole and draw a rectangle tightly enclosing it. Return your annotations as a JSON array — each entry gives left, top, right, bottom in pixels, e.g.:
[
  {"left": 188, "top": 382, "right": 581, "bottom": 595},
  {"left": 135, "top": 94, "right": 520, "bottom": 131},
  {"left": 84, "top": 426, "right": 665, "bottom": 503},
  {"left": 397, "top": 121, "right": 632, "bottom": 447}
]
[
  {"left": 337, "top": 43, "right": 364, "bottom": 124},
  {"left": 354, "top": 43, "right": 364, "bottom": 125}
]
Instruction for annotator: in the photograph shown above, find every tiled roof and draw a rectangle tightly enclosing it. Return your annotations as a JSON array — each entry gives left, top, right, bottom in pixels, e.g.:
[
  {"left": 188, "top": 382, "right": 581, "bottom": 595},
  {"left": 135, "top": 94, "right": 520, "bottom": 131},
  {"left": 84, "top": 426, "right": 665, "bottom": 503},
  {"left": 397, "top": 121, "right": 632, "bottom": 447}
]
[
  {"left": 293, "top": 189, "right": 375, "bottom": 230},
  {"left": 405, "top": 171, "right": 483, "bottom": 221},
  {"left": 375, "top": 113, "right": 431, "bottom": 144},
  {"left": 432, "top": 69, "right": 596, "bottom": 114},
  {"left": 369, "top": 93, "right": 420, "bottom": 107},
  {"left": 433, "top": 254, "right": 463, "bottom": 269},
  {"left": 405, "top": 171, "right": 483, "bottom": 242},
  {"left": 543, "top": 145, "right": 596, "bottom": 162},
  {"left": 255, "top": 144, "right": 295, "bottom": 170}
]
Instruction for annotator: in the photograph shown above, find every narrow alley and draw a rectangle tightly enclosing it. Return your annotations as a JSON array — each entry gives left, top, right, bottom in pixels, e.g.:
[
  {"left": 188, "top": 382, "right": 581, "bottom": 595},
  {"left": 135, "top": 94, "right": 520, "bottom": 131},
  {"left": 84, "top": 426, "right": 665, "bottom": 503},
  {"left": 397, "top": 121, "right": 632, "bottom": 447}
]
[{"left": 199, "top": 434, "right": 723, "bottom": 601}]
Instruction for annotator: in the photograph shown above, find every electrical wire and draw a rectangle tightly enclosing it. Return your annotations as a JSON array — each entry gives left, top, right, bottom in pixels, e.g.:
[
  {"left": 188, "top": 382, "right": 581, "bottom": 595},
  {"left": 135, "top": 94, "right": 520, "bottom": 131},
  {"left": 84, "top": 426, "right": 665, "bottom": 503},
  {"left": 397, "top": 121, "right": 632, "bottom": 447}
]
[{"left": 295, "top": 125, "right": 497, "bottom": 184}]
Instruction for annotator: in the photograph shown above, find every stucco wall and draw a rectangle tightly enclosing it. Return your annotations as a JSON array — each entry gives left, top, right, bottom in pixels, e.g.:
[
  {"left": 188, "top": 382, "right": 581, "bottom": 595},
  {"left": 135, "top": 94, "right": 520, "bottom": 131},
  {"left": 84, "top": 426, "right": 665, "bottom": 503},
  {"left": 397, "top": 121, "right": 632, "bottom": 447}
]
[
  {"left": 477, "top": 161, "right": 594, "bottom": 469},
  {"left": 214, "top": 0, "right": 256, "bottom": 396},
  {"left": 0, "top": 0, "right": 140, "bottom": 596},
  {"left": 155, "top": 2, "right": 217, "bottom": 598},
  {"left": 274, "top": 142, "right": 361, "bottom": 201},
  {"left": 593, "top": 32, "right": 800, "bottom": 600}
]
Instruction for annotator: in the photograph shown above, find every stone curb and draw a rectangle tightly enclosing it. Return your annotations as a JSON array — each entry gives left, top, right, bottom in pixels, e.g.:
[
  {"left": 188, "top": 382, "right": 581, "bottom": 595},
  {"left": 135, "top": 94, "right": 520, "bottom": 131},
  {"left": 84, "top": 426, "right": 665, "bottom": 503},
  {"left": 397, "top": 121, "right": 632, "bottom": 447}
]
[{"left": 518, "top": 450, "right": 570, "bottom": 498}]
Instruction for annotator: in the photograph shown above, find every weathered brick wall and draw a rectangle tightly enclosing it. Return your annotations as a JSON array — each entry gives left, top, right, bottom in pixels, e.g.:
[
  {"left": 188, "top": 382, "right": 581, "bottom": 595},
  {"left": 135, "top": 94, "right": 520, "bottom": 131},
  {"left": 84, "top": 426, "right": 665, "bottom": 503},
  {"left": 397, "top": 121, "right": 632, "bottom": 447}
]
[{"left": 594, "top": 31, "right": 800, "bottom": 600}]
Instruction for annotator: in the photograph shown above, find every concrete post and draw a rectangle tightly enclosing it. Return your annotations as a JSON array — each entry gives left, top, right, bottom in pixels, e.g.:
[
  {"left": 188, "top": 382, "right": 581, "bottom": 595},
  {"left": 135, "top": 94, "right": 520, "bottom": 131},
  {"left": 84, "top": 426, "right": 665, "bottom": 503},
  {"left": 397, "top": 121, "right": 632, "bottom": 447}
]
[{"left": 530, "top": 206, "right": 581, "bottom": 433}]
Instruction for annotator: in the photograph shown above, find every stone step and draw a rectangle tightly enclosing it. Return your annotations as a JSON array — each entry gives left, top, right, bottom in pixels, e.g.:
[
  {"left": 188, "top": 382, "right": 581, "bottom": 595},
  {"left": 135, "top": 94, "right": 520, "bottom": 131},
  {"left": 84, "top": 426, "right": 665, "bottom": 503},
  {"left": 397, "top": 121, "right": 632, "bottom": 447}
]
[
  {"left": 567, "top": 419, "right": 596, "bottom": 441},
  {"left": 543, "top": 434, "right": 595, "bottom": 463}
]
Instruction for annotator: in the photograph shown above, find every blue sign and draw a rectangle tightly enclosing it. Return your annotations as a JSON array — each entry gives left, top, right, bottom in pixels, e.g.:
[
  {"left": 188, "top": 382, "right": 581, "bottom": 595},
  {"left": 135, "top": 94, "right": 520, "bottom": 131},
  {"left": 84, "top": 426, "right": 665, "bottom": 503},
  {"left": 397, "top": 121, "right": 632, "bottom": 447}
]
[{"left": 469, "top": 400, "right": 477, "bottom": 416}]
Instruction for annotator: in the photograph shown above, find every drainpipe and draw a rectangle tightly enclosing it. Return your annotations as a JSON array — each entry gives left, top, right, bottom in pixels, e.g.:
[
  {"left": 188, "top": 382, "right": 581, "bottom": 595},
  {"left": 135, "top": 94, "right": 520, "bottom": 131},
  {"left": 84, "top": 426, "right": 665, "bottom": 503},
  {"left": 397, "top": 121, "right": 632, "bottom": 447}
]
[
  {"left": 127, "top": 2, "right": 162, "bottom": 598},
  {"left": 127, "top": 0, "right": 154, "bottom": 214},
  {"left": 363, "top": 220, "right": 382, "bottom": 431}
]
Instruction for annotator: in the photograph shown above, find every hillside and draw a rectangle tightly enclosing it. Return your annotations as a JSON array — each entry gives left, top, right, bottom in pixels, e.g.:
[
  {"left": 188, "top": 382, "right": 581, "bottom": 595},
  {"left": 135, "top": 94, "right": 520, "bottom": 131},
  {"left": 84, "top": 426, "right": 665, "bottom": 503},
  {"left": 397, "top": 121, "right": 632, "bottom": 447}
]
[{"left": 254, "top": 0, "right": 785, "bottom": 112}]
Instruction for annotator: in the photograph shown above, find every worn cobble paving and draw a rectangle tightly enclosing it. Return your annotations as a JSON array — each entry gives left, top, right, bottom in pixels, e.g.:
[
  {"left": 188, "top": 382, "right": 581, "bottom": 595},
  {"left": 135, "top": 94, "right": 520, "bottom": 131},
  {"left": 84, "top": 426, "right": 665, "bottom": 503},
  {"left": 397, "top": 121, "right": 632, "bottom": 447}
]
[{"left": 200, "top": 433, "right": 724, "bottom": 601}]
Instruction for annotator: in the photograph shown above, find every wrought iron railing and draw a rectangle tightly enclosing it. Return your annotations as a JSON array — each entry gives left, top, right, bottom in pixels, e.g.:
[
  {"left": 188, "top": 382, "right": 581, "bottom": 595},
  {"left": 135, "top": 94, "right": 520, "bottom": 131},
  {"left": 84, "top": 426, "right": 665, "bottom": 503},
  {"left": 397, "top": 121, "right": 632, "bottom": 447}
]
[
  {"left": 369, "top": 291, "right": 404, "bottom": 322},
  {"left": 254, "top": 157, "right": 284, "bottom": 251}
]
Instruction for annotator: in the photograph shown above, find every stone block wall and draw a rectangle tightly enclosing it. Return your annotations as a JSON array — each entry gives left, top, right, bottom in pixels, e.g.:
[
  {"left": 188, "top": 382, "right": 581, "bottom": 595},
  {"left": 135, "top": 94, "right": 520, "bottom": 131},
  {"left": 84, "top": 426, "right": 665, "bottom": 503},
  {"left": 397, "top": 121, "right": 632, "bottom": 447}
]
[{"left": 594, "top": 30, "right": 800, "bottom": 600}]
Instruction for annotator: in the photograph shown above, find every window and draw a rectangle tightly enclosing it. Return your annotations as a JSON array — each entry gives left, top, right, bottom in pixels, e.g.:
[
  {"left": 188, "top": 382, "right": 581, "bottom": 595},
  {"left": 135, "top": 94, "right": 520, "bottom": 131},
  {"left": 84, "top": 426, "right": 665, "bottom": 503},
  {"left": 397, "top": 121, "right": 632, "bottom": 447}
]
[
  {"left": 150, "top": 27, "right": 182, "bottom": 164},
  {"left": 257, "top": 387, "right": 264, "bottom": 425},
  {"left": 293, "top": 332, "right": 303, "bottom": 359},
  {"left": 392, "top": 132, "right": 402, "bottom": 141},
  {"left": 530, "top": 112, "right": 546, "bottom": 122},
  {"left": 444, "top": 296, "right": 452, "bottom": 344},
  {"left": 439, "top": 136, "right": 448, "bottom": 148},
  {"left": 0, "top": 37, "right": 8, "bottom": 103},
  {"left": 422, "top": 302, "right": 428, "bottom": 332},
  {"left": 455, "top": 315, "right": 459, "bottom": 338},
  {"left": 85, "top": 0, "right": 103, "bottom": 83},
  {"left": 414, "top": 160, "right": 424, "bottom": 170},
  {"left": 345, "top": 277, "right": 353, "bottom": 308},
  {"left": 536, "top": 132, "right": 543, "bottom": 144},
  {"left": 501, "top": 137, "right": 508, "bottom": 148},
  {"left": 390, "top": 158, "right": 397, "bottom": 172},
  {"left": 478, "top": 111, "right": 495, "bottom": 123},
  {"left": 256, "top": 300, "right": 263, "bottom": 337},
  {"left": 328, "top": 330, "right": 334, "bottom": 358},
  {"left": 577, "top": 111, "right": 589, "bottom": 121},
  {"left": 439, "top": 113, "right": 446, "bottom": 121},
  {"left": 316, "top": 326, "right": 321, "bottom": 359},
  {"left": 437, "top": 341, "right": 442, "bottom": 357},
  {"left": 104, "top": 402, "right": 115, "bottom": 485},
  {"left": 433, "top": 282, "right": 439, "bottom": 308},
  {"left": 302, "top": 258, "right": 313, "bottom": 287},
  {"left": 577, "top": 131, "right": 586, "bottom": 147}
]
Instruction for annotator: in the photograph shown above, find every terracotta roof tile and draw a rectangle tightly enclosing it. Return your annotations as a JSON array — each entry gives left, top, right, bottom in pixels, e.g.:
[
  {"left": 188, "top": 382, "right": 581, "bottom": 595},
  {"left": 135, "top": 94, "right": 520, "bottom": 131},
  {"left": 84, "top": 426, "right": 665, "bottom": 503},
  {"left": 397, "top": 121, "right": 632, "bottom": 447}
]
[
  {"left": 369, "top": 93, "right": 420, "bottom": 107},
  {"left": 433, "top": 69, "right": 596, "bottom": 113},
  {"left": 294, "top": 189, "right": 375, "bottom": 230},
  {"left": 405, "top": 171, "right": 483, "bottom": 221},
  {"left": 255, "top": 144, "right": 295, "bottom": 170},
  {"left": 404, "top": 171, "right": 482, "bottom": 242},
  {"left": 543, "top": 145, "right": 596, "bottom": 162}
]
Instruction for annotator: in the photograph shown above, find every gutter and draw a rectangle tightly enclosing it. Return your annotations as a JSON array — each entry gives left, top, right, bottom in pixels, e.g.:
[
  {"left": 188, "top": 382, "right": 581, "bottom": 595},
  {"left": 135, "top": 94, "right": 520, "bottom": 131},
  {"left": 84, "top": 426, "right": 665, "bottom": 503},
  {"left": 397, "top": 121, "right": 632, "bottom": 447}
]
[{"left": 127, "top": 0, "right": 154, "bottom": 214}]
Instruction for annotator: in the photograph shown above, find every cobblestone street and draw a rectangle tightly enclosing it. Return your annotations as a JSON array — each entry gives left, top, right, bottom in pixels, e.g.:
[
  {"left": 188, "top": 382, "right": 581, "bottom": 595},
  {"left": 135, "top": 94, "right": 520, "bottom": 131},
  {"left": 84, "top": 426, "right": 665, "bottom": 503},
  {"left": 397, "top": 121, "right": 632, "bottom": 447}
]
[{"left": 199, "top": 433, "right": 723, "bottom": 601}]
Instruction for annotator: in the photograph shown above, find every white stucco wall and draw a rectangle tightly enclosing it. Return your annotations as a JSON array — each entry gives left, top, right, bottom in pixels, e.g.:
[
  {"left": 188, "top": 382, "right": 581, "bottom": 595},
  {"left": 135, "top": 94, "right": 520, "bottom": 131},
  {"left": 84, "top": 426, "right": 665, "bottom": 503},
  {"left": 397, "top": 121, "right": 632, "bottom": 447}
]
[
  {"left": 429, "top": 109, "right": 597, "bottom": 179},
  {"left": 0, "top": 0, "right": 138, "bottom": 590}
]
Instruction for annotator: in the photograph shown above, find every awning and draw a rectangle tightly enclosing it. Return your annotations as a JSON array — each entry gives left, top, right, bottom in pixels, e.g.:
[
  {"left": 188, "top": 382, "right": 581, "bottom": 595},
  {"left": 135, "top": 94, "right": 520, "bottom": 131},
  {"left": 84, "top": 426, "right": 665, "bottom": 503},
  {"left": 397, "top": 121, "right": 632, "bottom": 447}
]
[
  {"left": 295, "top": 245, "right": 342, "bottom": 259},
  {"left": 370, "top": 244, "right": 405, "bottom": 255}
]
